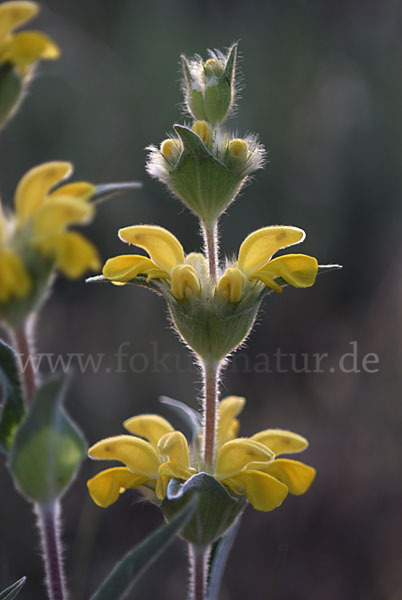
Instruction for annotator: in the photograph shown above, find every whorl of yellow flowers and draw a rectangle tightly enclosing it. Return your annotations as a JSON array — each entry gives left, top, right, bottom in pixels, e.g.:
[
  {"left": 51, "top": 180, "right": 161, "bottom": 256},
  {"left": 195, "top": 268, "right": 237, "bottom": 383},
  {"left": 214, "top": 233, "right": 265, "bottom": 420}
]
[
  {"left": 87, "top": 396, "right": 315, "bottom": 513},
  {"left": 102, "top": 223, "right": 318, "bottom": 303}
]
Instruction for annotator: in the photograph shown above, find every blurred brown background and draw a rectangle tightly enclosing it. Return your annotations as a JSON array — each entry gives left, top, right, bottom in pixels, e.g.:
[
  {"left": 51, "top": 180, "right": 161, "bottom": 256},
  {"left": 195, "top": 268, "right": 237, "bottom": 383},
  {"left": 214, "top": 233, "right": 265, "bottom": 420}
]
[{"left": 1, "top": 0, "right": 402, "bottom": 598}]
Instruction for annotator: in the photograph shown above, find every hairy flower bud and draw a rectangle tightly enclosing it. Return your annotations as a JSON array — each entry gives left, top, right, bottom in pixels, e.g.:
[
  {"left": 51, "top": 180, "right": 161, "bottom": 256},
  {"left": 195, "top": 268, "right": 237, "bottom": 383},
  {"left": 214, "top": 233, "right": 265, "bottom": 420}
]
[{"left": 181, "top": 44, "right": 237, "bottom": 125}]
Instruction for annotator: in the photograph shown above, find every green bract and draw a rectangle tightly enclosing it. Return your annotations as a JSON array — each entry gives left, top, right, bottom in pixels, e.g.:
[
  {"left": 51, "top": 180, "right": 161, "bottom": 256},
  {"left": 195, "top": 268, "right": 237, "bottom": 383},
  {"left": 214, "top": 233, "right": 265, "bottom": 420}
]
[
  {"left": 167, "top": 125, "right": 247, "bottom": 227},
  {"left": 161, "top": 473, "right": 246, "bottom": 545},
  {"left": 166, "top": 284, "right": 264, "bottom": 361},
  {"left": 147, "top": 124, "right": 264, "bottom": 228}
]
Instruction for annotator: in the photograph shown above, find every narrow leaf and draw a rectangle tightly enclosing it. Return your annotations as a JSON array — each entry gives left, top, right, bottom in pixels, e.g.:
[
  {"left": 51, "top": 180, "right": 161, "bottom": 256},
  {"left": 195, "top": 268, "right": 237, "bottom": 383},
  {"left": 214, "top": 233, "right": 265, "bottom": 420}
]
[
  {"left": 90, "top": 496, "right": 198, "bottom": 600},
  {"left": 207, "top": 518, "right": 241, "bottom": 600},
  {"left": 92, "top": 182, "right": 142, "bottom": 205},
  {"left": 86, "top": 274, "right": 164, "bottom": 295},
  {"left": 10, "top": 375, "right": 87, "bottom": 502},
  {"left": 0, "top": 576, "right": 26, "bottom": 599},
  {"left": 273, "top": 263, "right": 342, "bottom": 288},
  {"left": 0, "top": 340, "right": 25, "bottom": 454},
  {"left": 159, "top": 396, "right": 201, "bottom": 441}
]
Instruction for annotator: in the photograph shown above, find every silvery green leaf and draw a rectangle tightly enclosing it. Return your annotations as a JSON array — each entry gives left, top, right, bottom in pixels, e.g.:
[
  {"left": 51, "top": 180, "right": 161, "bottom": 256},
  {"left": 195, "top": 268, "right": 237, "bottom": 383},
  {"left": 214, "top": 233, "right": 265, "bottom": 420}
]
[
  {"left": 159, "top": 396, "right": 201, "bottom": 440},
  {"left": 92, "top": 182, "right": 142, "bottom": 204},
  {"left": 86, "top": 274, "right": 163, "bottom": 295},
  {"left": 90, "top": 496, "right": 198, "bottom": 600},
  {"left": 0, "top": 576, "right": 26, "bottom": 599},
  {"left": 0, "top": 340, "right": 25, "bottom": 454},
  {"left": 273, "top": 263, "right": 342, "bottom": 289},
  {"left": 207, "top": 518, "right": 241, "bottom": 600}
]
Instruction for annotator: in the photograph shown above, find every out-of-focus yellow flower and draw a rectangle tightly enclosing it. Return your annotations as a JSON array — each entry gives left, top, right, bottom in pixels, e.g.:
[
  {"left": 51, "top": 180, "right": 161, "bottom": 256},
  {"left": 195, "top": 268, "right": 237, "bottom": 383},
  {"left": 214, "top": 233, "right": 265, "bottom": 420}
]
[
  {"left": 14, "top": 162, "right": 100, "bottom": 278},
  {"left": 0, "top": 1, "right": 59, "bottom": 71},
  {"left": 217, "top": 226, "right": 318, "bottom": 302},
  {"left": 87, "top": 397, "right": 315, "bottom": 512},
  {"left": 102, "top": 225, "right": 202, "bottom": 301},
  {"left": 0, "top": 228, "right": 31, "bottom": 302},
  {"left": 0, "top": 162, "right": 100, "bottom": 305}
]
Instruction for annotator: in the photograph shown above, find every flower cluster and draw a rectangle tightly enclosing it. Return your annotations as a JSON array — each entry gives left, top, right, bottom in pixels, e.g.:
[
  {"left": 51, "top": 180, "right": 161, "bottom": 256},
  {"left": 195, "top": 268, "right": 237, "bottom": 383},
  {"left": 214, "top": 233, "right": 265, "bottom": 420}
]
[{"left": 88, "top": 396, "right": 315, "bottom": 513}]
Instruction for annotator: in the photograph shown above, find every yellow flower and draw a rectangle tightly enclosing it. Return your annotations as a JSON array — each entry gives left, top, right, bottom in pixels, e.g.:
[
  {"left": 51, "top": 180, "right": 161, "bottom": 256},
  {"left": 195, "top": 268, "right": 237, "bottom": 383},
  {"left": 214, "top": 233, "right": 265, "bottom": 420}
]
[
  {"left": 0, "top": 162, "right": 100, "bottom": 304},
  {"left": 87, "top": 415, "right": 196, "bottom": 507},
  {"left": 217, "top": 226, "right": 319, "bottom": 302},
  {"left": 14, "top": 161, "right": 100, "bottom": 278},
  {"left": 102, "top": 225, "right": 201, "bottom": 301},
  {"left": 0, "top": 1, "right": 59, "bottom": 71},
  {"left": 87, "top": 397, "right": 315, "bottom": 512}
]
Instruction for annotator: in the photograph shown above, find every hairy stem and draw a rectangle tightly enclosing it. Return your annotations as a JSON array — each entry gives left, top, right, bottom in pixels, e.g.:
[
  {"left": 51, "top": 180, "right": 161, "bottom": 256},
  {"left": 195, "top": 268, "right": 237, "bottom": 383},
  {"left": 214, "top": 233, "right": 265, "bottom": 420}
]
[
  {"left": 202, "top": 359, "right": 220, "bottom": 471},
  {"left": 36, "top": 502, "right": 68, "bottom": 600},
  {"left": 202, "top": 222, "right": 218, "bottom": 284},
  {"left": 10, "top": 323, "right": 68, "bottom": 600},
  {"left": 10, "top": 322, "right": 37, "bottom": 404},
  {"left": 188, "top": 544, "right": 211, "bottom": 600}
]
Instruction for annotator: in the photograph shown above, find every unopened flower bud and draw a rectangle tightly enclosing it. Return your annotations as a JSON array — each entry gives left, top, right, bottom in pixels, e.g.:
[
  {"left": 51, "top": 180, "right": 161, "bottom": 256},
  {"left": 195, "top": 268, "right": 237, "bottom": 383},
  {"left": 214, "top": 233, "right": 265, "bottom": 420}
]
[
  {"left": 229, "top": 139, "right": 248, "bottom": 159},
  {"left": 181, "top": 44, "right": 238, "bottom": 125},
  {"left": 191, "top": 120, "right": 212, "bottom": 148},
  {"left": 160, "top": 138, "right": 181, "bottom": 162},
  {"left": 204, "top": 58, "right": 224, "bottom": 77}
]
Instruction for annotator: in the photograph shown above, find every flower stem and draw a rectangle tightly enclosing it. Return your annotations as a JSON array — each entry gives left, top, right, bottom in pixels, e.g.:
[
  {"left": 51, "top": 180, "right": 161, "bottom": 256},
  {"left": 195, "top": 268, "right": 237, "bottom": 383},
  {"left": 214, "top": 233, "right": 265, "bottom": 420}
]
[
  {"left": 36, "top": 502, "right": 67, "bottom": 600},
  {"left": 188, "top": 544, "right": 211, "bottom": 600},
  {"left": 10, "top": 323, "right": 68, "bottom": 600},
  {"left": 9, "top": 321, "right": 37, "bottom": 404},
  {"left": 202, "top": 359, "right": 220, "bottom": 471},
  {"left": 202, "top": 222, "right": 218, "bottom": 284}
]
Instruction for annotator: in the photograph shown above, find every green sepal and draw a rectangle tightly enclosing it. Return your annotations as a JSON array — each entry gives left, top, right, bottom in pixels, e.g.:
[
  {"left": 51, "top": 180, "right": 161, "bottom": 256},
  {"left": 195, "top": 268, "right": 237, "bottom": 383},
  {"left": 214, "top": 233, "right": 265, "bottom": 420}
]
[
  {"left": 0, "top": 340, "right": 25, "bottom": 454},
  {"left": 0, "top": 64, "right": 22, "bottom": 132},
  {"left": 181, "top": 55, "right": 207, "bottom": 121},
  {"left": 204, "top": 44, "right": 237, "bottom": 125},
  {"left": 0, "top": 577, "right": 26, "bottom": 600},
  {"left": 9, "top": 375, "right": 87, "bottom": 503},
  {"left": 222, "top": 43, "right": 237, "bottom": 83},
  {"left": 159, "top": 396, "right": 201, "bottom": 441},
  {"left": 169, "top": 125, "right": 244, "bottom": 227},
  {"left": 91, "top": 182, "right": 142, "bottom": 205},
  {"left": 161, "top": 473, "right": 246, "bottom": 545},
  {"left": 90, "top": 496, "right": 199, "bottom": 600}
]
